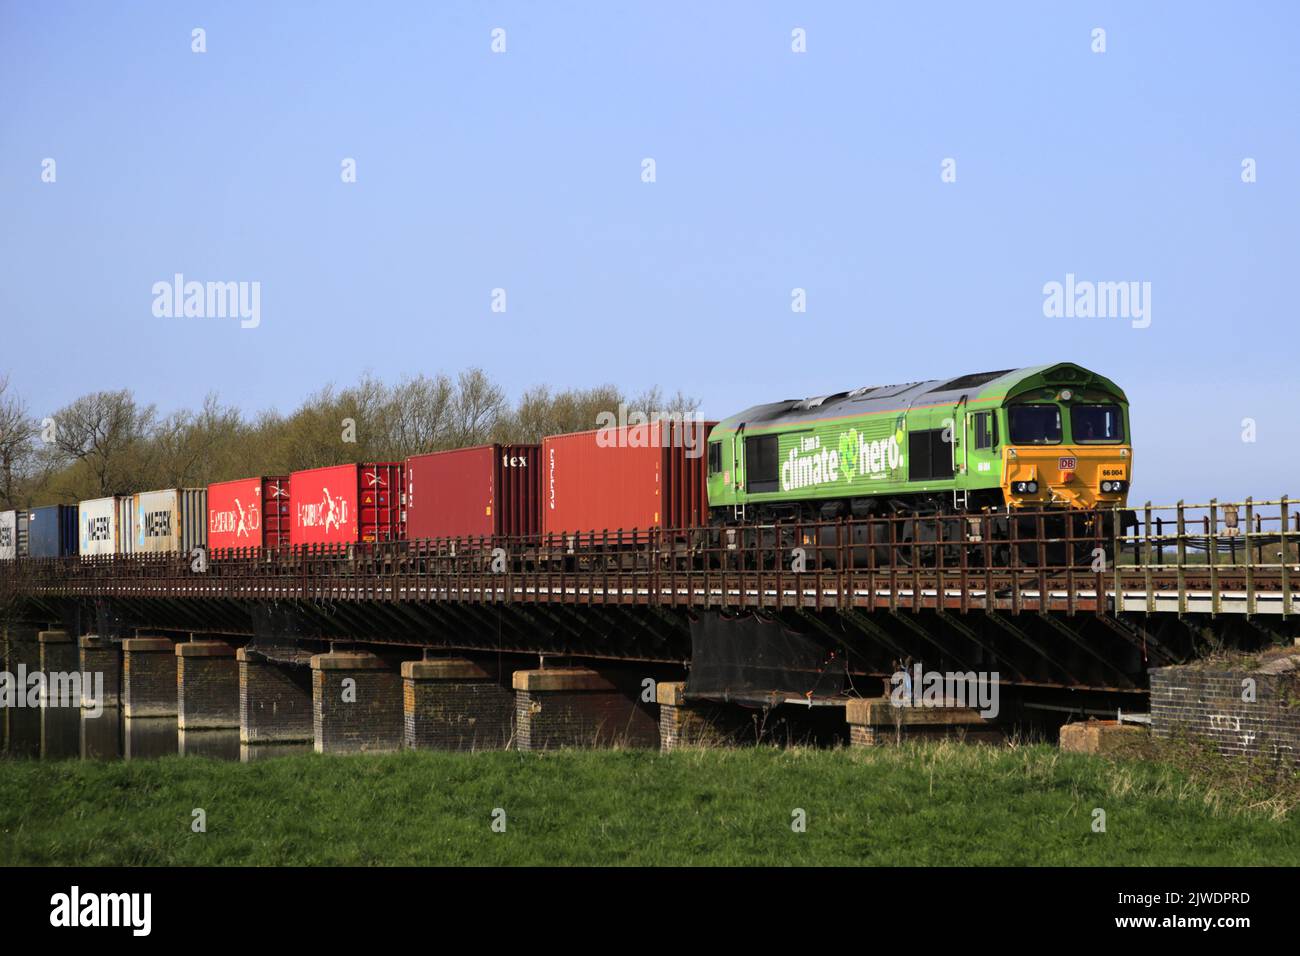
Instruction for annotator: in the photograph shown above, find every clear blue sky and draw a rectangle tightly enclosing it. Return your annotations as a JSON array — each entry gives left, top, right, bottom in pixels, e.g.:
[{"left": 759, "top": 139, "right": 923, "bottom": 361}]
[{"left": 2, "top": 1, "right": 1296, "bottom": 504}]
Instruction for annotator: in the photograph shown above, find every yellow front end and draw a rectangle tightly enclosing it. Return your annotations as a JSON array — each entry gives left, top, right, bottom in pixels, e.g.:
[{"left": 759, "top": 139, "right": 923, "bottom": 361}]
[{"left": 1003, "top": 445, "right": 1132, "bottom": 509}]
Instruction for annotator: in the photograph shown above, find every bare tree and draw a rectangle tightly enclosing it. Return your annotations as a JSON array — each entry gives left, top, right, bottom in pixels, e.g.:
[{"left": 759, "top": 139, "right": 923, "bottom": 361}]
[
  {"left": 627, "top": 386, "right": 701, "bottom": 419},
  {"left": 151, "top": 393, "right": 247, "bottom": 488},
  {"left": 278, "top": 383, "right": 353, "bottom": 470},
  {"left": 47, "top": 390, "right": 157, "bottom": 497},
  {"left": 19, "top": 370, "right": 707, "bottom": 505},
  {"left": 386, "top": 373, "right": 456, "bottom": 456},
  {"left": 495, "top": 382, "right": 690, "bottom": 443},
  {"left": 447, "top": 368, "right": 507, "bottom": 447},
  {"left": 0, "top": 375, "right": 37, "bottom": 508}
]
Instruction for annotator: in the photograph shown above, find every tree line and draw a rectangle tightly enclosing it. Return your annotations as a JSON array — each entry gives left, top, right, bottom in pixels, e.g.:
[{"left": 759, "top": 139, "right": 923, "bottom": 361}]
[{"left": 0, "top": 370, "right": 700, "bottom": 508}]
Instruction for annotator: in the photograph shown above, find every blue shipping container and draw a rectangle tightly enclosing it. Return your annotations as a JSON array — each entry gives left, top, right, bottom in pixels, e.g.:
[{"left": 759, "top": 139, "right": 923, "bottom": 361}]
[{"left": 27, "top": 505, "right": 79, "bottom": 558}]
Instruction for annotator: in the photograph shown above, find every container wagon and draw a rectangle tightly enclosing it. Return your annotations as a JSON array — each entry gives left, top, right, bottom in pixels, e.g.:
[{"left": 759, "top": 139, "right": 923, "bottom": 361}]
[
  {"left": 406, "top": 444, "right": 540, "bottom": 541},
  {"left": 207, "top": 476, "right": 290, "bottom": 552},
  {"left": 26, "top": 505, "right": 78, "bottom": 558},
  {"left": 542, "top": 420, "right": 714, "bottom": 538},
  {"left": 78, "top": 496, "right": 133, "bottom": 556},
  {"left": 289, "top": 463, "right": 404, "bottom": 546}
]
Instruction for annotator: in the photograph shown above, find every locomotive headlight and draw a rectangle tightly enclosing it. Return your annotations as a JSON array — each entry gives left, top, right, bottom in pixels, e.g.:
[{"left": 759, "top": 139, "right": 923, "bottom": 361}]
[
  {"left": 1026, "top": 481, "right": 1038, "bottom": 493},
  {"left": 1058, "top": 389, "right": 1073, "bottom": 401},
  {"left": 1013, "top": 481, "right": 1040, "bottom": 494},
  {"left": 1101, "top": 481, "right": 1113, "bottom": 492}
]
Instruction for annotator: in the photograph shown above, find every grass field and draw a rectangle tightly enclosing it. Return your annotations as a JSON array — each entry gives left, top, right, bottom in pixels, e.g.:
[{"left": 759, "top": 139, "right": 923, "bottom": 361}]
[{"left": 2, "top": 741, "right": 1298, "bottom": 866}]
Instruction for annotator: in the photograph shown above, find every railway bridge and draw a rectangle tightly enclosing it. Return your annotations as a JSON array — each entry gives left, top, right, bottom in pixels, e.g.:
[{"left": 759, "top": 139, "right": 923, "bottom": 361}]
[{"left": 2, "top": 498, "right": 1298, "bottom": 758}]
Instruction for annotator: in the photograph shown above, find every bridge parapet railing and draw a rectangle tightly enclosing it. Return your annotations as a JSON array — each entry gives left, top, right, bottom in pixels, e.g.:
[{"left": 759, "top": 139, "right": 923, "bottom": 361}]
[
  {"left": 1114, "top": 497, "right": 1298, "bottom": 569},
  {"left": 1111, "top": 497, "right": 1297, "bottom": 617},
  {"left": 1, "top": 498, "right": 1296, "bottom": 618}
]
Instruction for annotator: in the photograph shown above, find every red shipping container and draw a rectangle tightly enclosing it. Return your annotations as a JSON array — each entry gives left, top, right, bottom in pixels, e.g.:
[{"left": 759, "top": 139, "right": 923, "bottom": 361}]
[
  {"left": 542, "top": 420, "right": 715, "bottom": 535},
  {"left": 289, "top": 462, "right": 404, "bottom": 546},
  {"left": 207, "top": 476, "right": 291, "bottom": 551},
  {"left": 406, "top": 444, "right": 540, "bottom": 540}
]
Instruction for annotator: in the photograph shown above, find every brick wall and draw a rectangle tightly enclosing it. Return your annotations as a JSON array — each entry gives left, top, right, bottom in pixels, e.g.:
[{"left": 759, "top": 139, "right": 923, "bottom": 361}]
[
  {"left": 514, "top": 668, "right": 659, "bottom": 751},
  {"left": 845, "top": 696, "right": 1004, "bottom": 747},
  {"left": 657, "top": 682, "right": 754, "bottom": 751},
  {"left": 848, "top": 723, "right": 1004, "bottom": 746},
  {"left": 177, "top": 645, "right": 239, "bottom": 730},
  {"left": 38, "top": 630, "right": 77, "bottom": 675},
  {"left": 80, "top": 636, "right": 121, "bottom": 710},
  {"left": 122, "top": 638, "right": 178, "bottom": 718},
  {"left": 2, "top": 627, "right": 40, "bottom": 756},
  {"left": 239, "top": 651, "right": 313, "bottom": 744},
  {"left": 850, "top": 723, "right": 875, "bottom": 747},
  {"left": 39, "top": 631, "right": 80, "bottom": 759},
  {"left": 1150, "top": 653, "right": 1300, "bottom": 764},
  {"left": 312, "top": 653, "right": 403, "bottom": 754},
  {"left": 403, "top": 661, "right": 514, "bottom": 750}
]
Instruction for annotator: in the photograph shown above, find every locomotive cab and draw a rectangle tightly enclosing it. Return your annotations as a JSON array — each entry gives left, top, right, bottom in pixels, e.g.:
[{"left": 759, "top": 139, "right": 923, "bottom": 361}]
[{"left": 999, "top": 380, "right": 1132, "bottom": 511}]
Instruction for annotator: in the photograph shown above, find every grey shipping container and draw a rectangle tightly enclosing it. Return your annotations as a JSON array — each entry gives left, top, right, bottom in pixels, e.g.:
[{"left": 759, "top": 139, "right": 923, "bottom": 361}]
[{"left": 132, "top": 488, "right": 207, "bottom": 554}]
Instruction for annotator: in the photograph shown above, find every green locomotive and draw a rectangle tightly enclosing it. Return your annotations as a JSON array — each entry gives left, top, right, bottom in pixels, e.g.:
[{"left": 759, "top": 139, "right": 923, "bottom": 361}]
[{"left": 705, "top": 363, "right": 1131, "bottom": 522}]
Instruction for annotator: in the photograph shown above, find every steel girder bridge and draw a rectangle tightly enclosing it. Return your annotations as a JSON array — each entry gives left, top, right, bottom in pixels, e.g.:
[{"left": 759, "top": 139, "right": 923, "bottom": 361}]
[{"left": 2, "top": 498, "right": 1297, "bottom": 701}]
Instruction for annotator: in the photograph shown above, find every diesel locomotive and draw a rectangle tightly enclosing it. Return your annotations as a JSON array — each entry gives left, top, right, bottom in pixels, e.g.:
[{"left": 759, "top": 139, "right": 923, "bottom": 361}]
[{"left": 705, "top": 362, "right": 1132, "bottom": 522}]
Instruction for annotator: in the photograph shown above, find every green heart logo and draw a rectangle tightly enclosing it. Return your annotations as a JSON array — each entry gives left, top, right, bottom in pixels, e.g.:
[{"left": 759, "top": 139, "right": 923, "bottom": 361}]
[{"left": 838, "top": 429, "right": 858, "bottom": 482}]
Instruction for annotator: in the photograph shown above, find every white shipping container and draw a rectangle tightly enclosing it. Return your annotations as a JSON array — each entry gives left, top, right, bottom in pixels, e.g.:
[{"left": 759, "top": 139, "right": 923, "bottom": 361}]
[
  {"left": 132, "top": 488, "right": 207, "bottom": 554},
  {"left": 79, "top": 496, "right": 125, "bottom": 556},
  {"left": 0, "top": 510, "right": 15, "bottom": 560}
]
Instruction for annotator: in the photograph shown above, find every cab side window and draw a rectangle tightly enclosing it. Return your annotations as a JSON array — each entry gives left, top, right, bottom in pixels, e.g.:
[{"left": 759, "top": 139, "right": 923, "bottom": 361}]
[
  {"left": 707, "top": 442, "right": 722, "bottom": 475},
  {"left": 973, "top": 412, "right": 998, "bottom": 450}
]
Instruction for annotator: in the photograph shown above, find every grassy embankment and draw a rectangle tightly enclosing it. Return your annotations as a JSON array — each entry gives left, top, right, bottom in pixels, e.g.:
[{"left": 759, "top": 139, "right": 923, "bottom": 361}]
[{"left": 2, "top": 739, "right": 1298, "bottom": 866}]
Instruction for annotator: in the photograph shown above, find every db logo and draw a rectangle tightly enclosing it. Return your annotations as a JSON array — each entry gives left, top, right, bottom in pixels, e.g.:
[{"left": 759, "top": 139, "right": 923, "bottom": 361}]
[{"left": 1058, "top": 457, "right": 1077, "bottom": 471}]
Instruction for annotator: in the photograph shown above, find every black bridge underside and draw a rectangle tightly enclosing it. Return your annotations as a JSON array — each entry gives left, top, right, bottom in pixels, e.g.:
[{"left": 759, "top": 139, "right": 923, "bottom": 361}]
[{"left": 10, "top": 594, "right": 1294, "bottom": 697}]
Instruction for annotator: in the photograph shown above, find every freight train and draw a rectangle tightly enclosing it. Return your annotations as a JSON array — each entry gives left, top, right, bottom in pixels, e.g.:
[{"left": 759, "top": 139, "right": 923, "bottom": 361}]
[{"left": 0, "top": 363, "right": 1132, "bottom": 566}]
